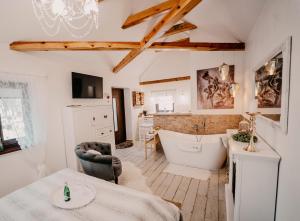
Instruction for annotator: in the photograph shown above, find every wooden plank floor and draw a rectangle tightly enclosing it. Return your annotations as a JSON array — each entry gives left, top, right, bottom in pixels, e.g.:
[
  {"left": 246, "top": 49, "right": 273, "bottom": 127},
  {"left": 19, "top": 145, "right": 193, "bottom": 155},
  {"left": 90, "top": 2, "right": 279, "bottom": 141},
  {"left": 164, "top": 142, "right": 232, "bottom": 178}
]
[{"left": 115, "top": 143, "right": 227, "bottom": 221}]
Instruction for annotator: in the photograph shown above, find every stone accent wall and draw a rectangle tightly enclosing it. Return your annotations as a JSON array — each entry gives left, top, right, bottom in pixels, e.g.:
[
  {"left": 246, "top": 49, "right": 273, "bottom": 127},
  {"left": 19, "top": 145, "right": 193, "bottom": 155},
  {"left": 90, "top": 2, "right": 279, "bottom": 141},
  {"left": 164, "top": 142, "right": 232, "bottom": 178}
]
[{"left": 154, "top": 114, "right": 242, "bottom": 135}]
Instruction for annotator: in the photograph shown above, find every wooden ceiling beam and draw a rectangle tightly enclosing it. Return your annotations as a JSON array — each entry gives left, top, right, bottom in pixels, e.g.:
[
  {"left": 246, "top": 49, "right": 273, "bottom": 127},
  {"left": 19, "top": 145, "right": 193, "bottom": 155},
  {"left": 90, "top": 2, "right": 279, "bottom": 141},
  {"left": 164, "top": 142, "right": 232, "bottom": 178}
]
[
  {"left": 140, "top": 76, "right": 191, "bottom": 85},
  {"left": 161, "top": 21, "right": 197, "bottom": 38},
  {"left": 113, "top": 0, "right": 203, "bottom": 73},
  {"left": 173, "top": 37, "right": 190, "bottom": 43},
  {"left": 121, "top": 0, "right": 178, "bottom": 29},
  {"left": 9, "top": 41, "right": 141, "bottom": 51},
  {"left": 154, "top": 37, "right": 190, "bottom": 52},
  {"left": 150, "top": 42, "right": 245, "bottom": 51},
  {"left": 10, "top": 41, "right": 245, "bottom": 52}
]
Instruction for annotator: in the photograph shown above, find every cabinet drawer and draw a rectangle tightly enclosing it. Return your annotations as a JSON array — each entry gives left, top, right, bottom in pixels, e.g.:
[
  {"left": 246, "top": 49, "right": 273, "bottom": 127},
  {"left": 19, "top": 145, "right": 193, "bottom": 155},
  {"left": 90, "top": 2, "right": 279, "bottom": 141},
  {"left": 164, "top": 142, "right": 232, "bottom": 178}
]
[
  {"left": 91, "top": 107, "right": 113, "bottom": 128},
  {"left": 95, "top": 127, "right": 114, "bottom": 138}
]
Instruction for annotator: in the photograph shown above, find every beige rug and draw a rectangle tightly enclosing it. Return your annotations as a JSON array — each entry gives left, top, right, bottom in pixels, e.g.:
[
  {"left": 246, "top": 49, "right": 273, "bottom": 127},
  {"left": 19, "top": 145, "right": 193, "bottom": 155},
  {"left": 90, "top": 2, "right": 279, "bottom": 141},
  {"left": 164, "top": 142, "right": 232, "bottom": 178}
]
[
  {"left": 164, "top": 164, "right": 211, "bottom": 180},
  {"left": 119, "top": 161, "right": 152, "bottom": 194}
]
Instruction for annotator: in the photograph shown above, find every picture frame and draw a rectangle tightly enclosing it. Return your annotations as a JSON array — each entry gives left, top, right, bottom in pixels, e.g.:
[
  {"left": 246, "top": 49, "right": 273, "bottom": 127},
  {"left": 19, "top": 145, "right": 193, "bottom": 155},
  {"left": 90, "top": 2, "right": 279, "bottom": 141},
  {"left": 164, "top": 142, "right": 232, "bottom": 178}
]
[{"left": 253, "top": 36, "right": 292, "bottom": 134}]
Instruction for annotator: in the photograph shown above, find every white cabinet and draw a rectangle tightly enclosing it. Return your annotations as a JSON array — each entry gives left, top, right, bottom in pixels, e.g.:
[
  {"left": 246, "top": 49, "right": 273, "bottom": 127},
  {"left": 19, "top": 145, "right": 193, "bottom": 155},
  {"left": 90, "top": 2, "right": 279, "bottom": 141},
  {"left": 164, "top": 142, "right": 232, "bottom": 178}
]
[
  {"left": 91, "top": 106, "right": 113, "bottom": 128},
  {"left": 63, "top": 105, "right": 115, "bottom": 171},
  {"left": 225, "top": 130, "right": 280, "bottom": 221}
]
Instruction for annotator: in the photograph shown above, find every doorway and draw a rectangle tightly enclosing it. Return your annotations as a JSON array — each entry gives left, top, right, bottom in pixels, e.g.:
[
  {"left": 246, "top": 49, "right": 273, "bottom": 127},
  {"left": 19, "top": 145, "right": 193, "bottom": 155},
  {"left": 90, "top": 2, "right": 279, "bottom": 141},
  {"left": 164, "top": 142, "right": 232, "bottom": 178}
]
[{"left": 112, "top": 88, "right": 127, "bottom": 145}]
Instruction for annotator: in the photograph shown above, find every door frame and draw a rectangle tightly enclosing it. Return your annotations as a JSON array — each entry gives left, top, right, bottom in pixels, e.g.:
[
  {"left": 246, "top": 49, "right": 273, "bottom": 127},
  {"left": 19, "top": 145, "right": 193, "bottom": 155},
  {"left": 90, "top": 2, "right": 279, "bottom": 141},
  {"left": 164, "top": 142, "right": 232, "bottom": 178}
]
[
  {"left": 112, "top": 88, "right": 127, "bottom": 144},
  {"left": 111, "top": 87, "right": 135, "bottom": 142}
]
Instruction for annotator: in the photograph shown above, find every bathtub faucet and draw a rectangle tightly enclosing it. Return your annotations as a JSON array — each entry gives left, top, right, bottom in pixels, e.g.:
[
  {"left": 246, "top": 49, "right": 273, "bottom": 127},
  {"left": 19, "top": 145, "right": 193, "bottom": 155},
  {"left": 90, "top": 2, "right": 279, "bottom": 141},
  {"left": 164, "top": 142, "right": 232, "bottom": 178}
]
[
  {"left": 202, "top": 118, "right": 206, "bottom": 128},
  {"left": 202, "top": 118, "right": 207, "bottom": 134},
  {"left": 192, "top": 124, "right": 199, "bottom": 134},
  {"left": 192, "top": 119, "right": 207, "bottom": 134}
]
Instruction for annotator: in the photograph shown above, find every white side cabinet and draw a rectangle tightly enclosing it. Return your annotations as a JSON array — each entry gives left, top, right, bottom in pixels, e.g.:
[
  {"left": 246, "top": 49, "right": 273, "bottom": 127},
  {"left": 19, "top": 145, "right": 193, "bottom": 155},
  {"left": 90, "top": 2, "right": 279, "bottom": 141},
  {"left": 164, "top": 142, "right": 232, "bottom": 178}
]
[
  {"left": 138, "top": 116, "right": 153, "bottom": 141},
  {"left": 63, "top": 105, "right": 115, "bottom": 171},
  {"left": 225, "top": 130, "right": 280, "bottom": 221}
]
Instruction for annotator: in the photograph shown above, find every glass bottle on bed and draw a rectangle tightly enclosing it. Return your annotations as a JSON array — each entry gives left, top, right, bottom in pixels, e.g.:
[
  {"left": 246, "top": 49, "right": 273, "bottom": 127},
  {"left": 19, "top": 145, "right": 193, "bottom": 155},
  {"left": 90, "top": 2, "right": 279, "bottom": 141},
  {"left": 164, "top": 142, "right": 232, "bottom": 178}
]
[
  {"left": 64, "top": 182, "right": 71, "bottom": 202},
  {"left": 0, "top": 138, "right": 4, "bottom": 152}
]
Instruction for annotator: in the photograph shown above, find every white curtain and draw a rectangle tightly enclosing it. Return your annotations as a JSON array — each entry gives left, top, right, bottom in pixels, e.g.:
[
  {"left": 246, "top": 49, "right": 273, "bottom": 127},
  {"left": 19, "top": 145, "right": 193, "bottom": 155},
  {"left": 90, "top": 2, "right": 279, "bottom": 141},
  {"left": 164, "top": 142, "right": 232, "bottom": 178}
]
[
  {"left": 0, "top": 72, "right": 48, "bottom": 177},
  {"left": 0, "top": 81, "right": 33, "bottom": 149}
]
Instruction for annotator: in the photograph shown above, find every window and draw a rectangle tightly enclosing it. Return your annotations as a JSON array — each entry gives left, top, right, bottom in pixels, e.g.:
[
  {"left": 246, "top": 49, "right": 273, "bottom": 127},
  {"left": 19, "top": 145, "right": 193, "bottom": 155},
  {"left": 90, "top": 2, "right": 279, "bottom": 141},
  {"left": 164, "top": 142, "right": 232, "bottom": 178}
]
[
  {"left": 151, "top": 90, "right": 175, "bottom": 113},
  {"left": 0, "top": 98, "right": 26, "bottom": 140},
  {"left": 0, "top": 81, "right": 33, "bottom": 149}
]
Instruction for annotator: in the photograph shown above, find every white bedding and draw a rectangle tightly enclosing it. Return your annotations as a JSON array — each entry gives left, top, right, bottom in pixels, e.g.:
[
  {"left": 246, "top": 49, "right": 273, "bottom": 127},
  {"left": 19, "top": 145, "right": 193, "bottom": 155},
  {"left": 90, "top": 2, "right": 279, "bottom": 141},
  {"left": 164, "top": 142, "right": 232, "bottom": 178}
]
[{"left": 0, "top": 169, "right": 180, "bottom": 221}]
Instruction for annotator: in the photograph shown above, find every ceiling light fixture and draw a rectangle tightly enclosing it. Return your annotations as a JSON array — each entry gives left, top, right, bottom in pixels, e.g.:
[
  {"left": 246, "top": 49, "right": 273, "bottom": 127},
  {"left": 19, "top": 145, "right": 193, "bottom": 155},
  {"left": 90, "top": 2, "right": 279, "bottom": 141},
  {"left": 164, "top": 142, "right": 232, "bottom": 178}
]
[
  {"left": 32, "top": 0, "right": 100, "bottom": 38},
  {"left": 255, "top": 82, "right": 261, "bottom": 98}
]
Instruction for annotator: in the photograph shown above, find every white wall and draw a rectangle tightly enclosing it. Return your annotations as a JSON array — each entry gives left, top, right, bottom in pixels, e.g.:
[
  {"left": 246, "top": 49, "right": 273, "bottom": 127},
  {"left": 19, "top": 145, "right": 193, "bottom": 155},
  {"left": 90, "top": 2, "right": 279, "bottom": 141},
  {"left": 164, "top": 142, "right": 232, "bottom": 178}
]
[
  {"left": 140, "top": 51, "right": 192, "bottom": 113},
  {"left": 0, "top": 44, "right": 143, "bottom": 196},
  {"left": 123, "top": 88, "right": 143, "bottom": 141},
  {"left": 0, "top": 44, "right": 68, "bottom": 196},
  {"left": 243, "top": 0, "right": 300, "bottom": 220},
  {"left": 140, "top": 51, "right": 245, "bottom": 114}
]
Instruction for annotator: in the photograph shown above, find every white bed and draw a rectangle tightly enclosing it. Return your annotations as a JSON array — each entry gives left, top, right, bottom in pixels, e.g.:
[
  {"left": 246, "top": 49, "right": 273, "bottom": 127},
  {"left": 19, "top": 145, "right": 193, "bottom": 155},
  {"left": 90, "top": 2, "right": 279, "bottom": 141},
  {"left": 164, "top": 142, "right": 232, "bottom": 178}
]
[{"left": 0, "top": 169, "right": 181, "bottom": 221}]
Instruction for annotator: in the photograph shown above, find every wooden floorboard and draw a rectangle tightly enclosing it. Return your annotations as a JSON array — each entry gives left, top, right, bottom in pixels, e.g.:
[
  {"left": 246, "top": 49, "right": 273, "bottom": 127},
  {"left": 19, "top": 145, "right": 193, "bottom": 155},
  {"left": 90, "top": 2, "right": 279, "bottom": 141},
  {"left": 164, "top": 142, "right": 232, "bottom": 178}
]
[
  {"left": 163, "top": 175, "right": 182, "bottom": 201},
  {"left": 191, "top": 195, "right": 207, "bottom": 221},
  {"left": 147, "top": 160, "right": 168, "bottom": 186},
  {"left": 182, "top": 179, "right": 200, "bottom": 221},
  {"left": 115, "top": 143, "right": 227, "bottom": 221},
  {"left": 151, "top": 172, "right": 168, "bottom": 193},
  {"left": 155, "top": 173, "right": 175, "bottom": 196},
  {"left": 173, "top": 177, "right": 192, "bottom": 204},
  {"left": 144, "top": 156, "right": 165, "bottom": 177}
]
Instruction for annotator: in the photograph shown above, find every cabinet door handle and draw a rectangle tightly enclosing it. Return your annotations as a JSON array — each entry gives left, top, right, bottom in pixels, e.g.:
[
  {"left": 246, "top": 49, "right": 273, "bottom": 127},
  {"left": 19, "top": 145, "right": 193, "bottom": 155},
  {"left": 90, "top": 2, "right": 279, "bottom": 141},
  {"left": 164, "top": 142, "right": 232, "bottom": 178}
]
[
  {"left": 101, "top": 132, "right": 104, "bottom": 135},
  {"left": 93, "top": 117, "right": 96, "bottom": 121},
  {"left": 104, "top": 115, "right": 108, "bottom": 118}
]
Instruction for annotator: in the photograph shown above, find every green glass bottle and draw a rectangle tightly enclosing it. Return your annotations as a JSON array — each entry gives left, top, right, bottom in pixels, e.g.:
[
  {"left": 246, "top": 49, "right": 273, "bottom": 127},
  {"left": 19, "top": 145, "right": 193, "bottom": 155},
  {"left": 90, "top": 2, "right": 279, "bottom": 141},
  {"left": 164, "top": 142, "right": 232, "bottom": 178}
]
[
  {"left": 0, "top": 138, "right": 4, "bottom": 152},
  {"left": 64, "top": 182, "right": 71, "bottom": 202}
]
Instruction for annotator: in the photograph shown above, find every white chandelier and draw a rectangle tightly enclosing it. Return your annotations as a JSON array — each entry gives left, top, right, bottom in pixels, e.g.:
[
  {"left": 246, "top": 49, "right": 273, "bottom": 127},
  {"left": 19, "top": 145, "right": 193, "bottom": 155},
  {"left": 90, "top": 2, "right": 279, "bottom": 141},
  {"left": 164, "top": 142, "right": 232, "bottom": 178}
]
[{"left": 32, "top": 0, "right": 100, "bottom": 38}]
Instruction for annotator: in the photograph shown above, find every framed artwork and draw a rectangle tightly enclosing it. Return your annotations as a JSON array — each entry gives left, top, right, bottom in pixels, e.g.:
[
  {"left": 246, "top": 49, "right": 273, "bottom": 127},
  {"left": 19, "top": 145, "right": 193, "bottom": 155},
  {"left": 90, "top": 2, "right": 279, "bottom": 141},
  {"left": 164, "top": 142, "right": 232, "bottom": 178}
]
[
  {"left": 197, "top": 65, "right": 234, "bottom": 109},
  {"left": 255, "top": 52, "right": 283, "bottom": 108}
]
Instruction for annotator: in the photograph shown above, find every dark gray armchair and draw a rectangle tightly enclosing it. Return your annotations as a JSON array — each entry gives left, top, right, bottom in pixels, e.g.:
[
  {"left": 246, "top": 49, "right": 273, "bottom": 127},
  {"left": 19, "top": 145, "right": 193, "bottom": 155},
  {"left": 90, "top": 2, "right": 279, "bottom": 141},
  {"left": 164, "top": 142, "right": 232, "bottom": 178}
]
[{"left": 75, "top": 142, "right": 122, "bottom": 184}]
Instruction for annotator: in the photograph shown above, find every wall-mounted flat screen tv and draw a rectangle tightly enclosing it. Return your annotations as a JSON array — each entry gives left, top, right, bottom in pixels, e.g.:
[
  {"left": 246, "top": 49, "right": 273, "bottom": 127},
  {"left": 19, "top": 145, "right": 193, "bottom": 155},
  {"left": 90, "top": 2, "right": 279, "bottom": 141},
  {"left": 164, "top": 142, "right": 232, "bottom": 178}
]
[{"left": 72, "top": 72, "right": 103, "bottom": 99}]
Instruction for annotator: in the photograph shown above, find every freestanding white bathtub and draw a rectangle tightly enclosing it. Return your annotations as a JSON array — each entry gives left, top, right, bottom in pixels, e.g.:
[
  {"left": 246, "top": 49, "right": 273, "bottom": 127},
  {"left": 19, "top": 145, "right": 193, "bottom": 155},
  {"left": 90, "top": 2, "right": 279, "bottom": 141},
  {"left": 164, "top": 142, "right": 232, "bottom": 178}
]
[{"left": 158, "top": 130, "right": 226, "bottom": 170}]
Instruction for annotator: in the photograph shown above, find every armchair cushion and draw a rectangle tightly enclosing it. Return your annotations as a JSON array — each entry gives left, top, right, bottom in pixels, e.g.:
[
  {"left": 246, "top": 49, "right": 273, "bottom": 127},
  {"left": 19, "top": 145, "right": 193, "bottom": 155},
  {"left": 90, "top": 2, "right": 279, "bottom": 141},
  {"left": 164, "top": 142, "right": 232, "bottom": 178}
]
[
  {"left": 78, "top": 142, "right": 112, "bottom": 155},
  {"left": 75, "top": 142, "right": 122, "bottom": 183},
  {"left": 87, "top": 149, "right": 102, "bottom": 156},
  {"left": 75, "top": 146, "right": 113, "bottom": 164}
]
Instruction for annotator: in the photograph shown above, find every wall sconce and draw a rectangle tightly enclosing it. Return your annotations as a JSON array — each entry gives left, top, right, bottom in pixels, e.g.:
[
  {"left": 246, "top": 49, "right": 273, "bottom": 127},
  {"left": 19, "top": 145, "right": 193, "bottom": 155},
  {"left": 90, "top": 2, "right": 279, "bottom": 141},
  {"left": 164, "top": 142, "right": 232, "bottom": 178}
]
[
  {"left": 230, "top": 82, "right": 240, "bottom": 98},
  {"left": 269, "top": 60, "right": 276, "bottom": 75},
  {"left": 219, "top": 63, "right": 230, "bottom": 81},
  {"left": 265, "top": 59, "right": 276, "bottom": 76},
  {"left": 255, "top": 82, "right": 261, "bottom": 98}
]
